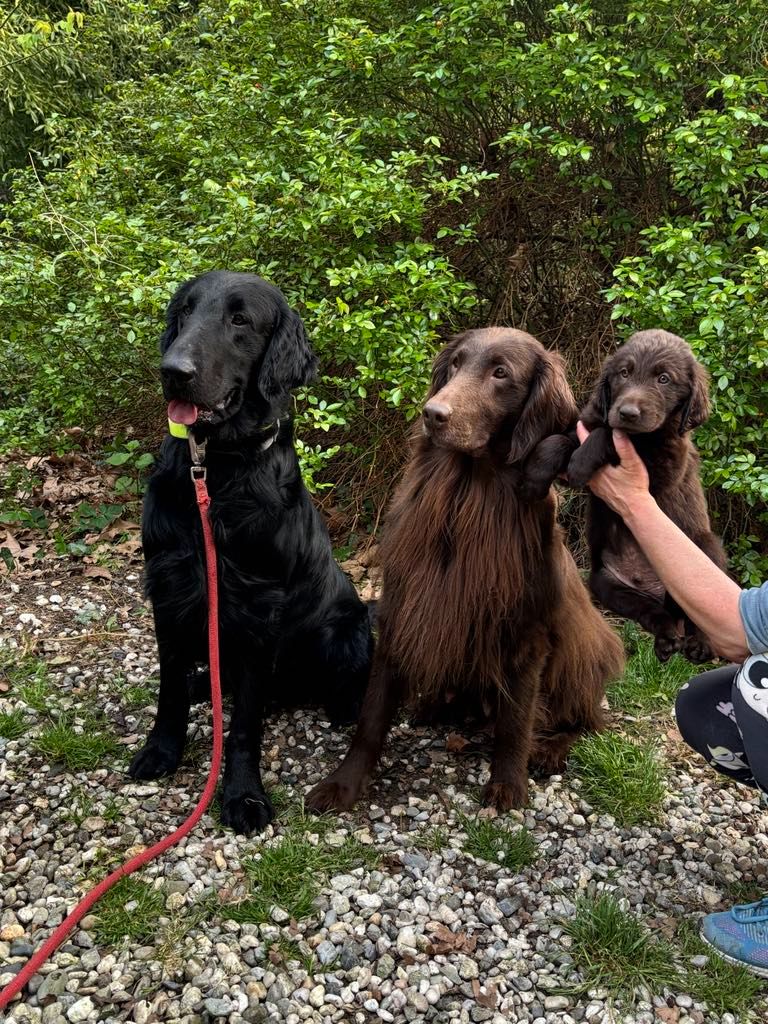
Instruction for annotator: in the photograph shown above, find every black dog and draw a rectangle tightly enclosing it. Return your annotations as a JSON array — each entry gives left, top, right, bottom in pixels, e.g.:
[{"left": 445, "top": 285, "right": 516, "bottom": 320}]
[{"left": 129, "top": 271, "right": 372, "bottom": 834}]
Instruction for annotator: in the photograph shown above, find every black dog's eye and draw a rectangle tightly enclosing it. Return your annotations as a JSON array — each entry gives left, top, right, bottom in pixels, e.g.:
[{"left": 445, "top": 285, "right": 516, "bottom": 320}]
[
  {"left": 181, "top": 304, "right": 192, "bottom": 318},
  {"left": 492, "top": 366, "right": 508, "bottom": 379},
  {"left": 231, "top": 313, "right": 249, "bottom": 326},
  {"left": 658, "top": 372, "right": 670, "bottom": 384},
  {"left": 619, "top": 367, "right": 629, "bottom": 379}
]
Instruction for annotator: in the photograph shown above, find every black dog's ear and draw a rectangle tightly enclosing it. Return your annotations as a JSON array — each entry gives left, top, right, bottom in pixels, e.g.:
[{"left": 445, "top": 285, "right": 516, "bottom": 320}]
[
  {"left": 678, "top": 358, "right": 710, "bottom": 434},
  {"left": 160, "top": 280, "right": 194, "bottom": 353},
  {"left": 427, "top": 338, "right": 459, "bottom": 397},
  {"left": 258, "top": 308, "right": 318, "bottom": 398},
  {"left": 507, "top": 349, "right": 578, "bottom": 466}
]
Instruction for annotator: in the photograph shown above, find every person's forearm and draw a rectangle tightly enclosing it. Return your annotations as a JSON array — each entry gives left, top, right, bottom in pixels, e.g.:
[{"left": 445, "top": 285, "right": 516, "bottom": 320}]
[{"left": 621, "top": 493, "right": 748, "bottom": 661}]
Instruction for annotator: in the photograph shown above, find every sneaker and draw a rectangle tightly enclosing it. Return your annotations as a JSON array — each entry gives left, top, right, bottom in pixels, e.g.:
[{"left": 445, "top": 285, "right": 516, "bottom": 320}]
[{"left": 700, "top": 898, "right": 768, "bottom": 977}]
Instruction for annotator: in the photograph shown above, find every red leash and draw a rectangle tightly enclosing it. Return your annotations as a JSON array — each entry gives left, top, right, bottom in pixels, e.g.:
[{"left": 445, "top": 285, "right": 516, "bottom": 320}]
[{"left": 0, "top": 465, "right": 223, "bottom": 1011}]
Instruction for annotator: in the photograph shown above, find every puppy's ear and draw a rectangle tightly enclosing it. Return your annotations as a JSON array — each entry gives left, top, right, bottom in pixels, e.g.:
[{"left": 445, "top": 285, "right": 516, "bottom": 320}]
[
  {"left": 580, "top": 365, "right": 612, "bottom": 426},
  {"left": 258, "top": 308, "right": 317, "bottom": 398},
  {"left": 507, "top": 350, "right": 577, "bottom": 466},
  {"left": 427, "top": 338, "right": 459, "bottom": 397},
  {"left": 679, "top": 358, "right": 710, "bottom": 434}
]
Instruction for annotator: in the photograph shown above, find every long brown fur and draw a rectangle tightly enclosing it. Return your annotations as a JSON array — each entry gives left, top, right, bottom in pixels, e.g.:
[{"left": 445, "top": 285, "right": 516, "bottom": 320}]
[{"left": 307, "top": 328, "right": 624, "bottom": 813}]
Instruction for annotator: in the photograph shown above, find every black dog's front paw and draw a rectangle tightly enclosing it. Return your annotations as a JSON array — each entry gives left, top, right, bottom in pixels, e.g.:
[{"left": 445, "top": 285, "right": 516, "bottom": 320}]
[
  {"left": 220, "top": 788, "right": 275, "bottom": 835},
  {"left": 128, "top": 736, "right": 183, "bottom": 780}
]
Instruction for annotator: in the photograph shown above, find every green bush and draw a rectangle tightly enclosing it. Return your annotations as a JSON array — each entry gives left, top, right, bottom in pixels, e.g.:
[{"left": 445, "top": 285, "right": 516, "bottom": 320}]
[{"left": 0, "top": 0, "right": 766, "bottom": 572}]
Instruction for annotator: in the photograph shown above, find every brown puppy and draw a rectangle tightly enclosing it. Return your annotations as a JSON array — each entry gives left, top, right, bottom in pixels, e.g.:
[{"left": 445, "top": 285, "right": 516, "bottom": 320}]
[
  {"left": 307, "top": 328, "right": 624, "bottom": 814},
  {"left": 567, "top": 328, "right": 727, "bottom": 661}
]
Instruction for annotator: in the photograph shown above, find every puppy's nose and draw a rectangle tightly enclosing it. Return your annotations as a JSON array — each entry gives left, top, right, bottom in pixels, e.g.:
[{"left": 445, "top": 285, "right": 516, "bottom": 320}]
[
  {"left": 618, "top": 403, "right": 641, "bottom": 424},
  {"left": 423, "top": 400, "right": 452, "bottom": 426},
  {"left": 161, "top": 352, "right": 196, "bottom": 388}
]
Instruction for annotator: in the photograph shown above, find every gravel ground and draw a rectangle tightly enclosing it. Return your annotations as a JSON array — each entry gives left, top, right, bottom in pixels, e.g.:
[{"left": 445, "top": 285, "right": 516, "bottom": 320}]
[{"left": 1, "top": 556, "right": 768, "bottom": 1024}]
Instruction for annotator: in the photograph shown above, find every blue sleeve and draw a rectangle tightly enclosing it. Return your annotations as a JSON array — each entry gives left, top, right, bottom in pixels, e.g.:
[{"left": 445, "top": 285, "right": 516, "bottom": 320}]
[{"left": 739, "top": 581, "right": 768, "bottom": 655}]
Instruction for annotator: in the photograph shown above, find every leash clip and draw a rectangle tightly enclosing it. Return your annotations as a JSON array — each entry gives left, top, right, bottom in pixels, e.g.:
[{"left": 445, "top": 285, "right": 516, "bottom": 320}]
[{"left": 188, "top": 435, "right": 207, "bottom": 481}]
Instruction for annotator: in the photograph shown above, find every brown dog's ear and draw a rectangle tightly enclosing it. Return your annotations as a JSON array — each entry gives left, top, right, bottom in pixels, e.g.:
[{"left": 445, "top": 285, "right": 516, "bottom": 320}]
[
  {"left": 679, "top": 358, "right": 710, "bottom": 434},
  {"left": 507, "top": 349, "right": 578, "bottom": 465},
  {"left": 427, "top": 338, "right": 459, "bottom": 397}
]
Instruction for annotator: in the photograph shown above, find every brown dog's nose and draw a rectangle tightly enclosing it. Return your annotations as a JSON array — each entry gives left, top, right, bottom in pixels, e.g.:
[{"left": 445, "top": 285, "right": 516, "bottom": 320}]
[
  {"left": 618, "top": 403, "right": 641, "bottom": 424},
  {"left": 423, "top": 400, "right": 452, "bottom": 426}
]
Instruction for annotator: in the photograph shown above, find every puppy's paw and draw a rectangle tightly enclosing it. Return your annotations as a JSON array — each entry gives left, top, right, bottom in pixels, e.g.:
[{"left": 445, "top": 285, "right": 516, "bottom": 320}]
[
  {"left": 516, "top": 473, "right": 553, "bottom": 503},
  {"left": 220, "top": 789, "right": 274, "bottom": 835},
  {"left": 306, "top": 775, "right": 361, "bottom": 814},
  {"left": 128, "top": 737, "right": 182, "bottom": 780},
  {"left": 682, "top": 634, "right": 713, "bottom": 664},
  {"left": 654, "top": 632, "right": 683, "bottom": 662},
  {"left": 481, "top": 779, "right": 529, "bottom": 812},
  {"left": 566, "top": 448, "right": 599, "bottom": 488}
]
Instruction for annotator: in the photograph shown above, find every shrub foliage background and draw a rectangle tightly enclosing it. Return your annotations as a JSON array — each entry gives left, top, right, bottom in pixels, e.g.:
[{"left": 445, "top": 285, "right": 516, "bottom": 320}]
[{"left": 1, "top": 0, "right": 766, "bottom": 576}]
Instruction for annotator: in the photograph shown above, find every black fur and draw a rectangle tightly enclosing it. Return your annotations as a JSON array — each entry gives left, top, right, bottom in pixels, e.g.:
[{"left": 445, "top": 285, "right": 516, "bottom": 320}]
[{"left": 129, "top": 271, "right": 372, "bottom": 834}]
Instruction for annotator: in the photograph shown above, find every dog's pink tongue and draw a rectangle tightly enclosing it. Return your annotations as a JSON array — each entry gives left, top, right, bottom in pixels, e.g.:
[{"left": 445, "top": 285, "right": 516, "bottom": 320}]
[{"left": 167, "top": 400, "right": 198, "bottom": 425}]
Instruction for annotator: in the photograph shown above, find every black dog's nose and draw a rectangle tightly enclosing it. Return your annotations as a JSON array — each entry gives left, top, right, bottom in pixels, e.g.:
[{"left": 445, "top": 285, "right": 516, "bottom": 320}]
[
  {"left": 161, "top": 352, "right": 196, "bottom": 387},
  {"left": 618, "top": 403, "right": 641, "bottom": 424},
  {"left": 423, "top": 400, "right": 452, "bottom": 426}
]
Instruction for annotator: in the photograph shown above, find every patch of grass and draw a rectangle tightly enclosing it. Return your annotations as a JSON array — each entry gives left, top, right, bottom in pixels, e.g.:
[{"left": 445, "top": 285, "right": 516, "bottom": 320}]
[
  {"left": 2, "top": 654, "right": 52, "bottom": 712},
  {"left": 724, "top": 879, "right": 767, "bottom": 906},
  {"left": 94, "top": 876, "right": 166, "bottom": 946},
  {"left": 35, "top": 713, "right": 120, "bottom": 771},
  {"left": 267, "top": 936, "right": 320, "bottom": 973},
  {"left": 418, "top": 825, "right": 449, "bottom": 853},
  {"left": 459, "top": 813, "right": 536, "bottom": 868},
  {"left": 122, "top": 684, "right": 154, "bottom": 708},
  {"left": 0, "top": 708, "right": 26, "bottom": 739},
  {"left": 565, "top": 892, "right": 679, "bottom": 1000},
  {"left": 226, "top": 809, "right": 378, "bottom": 926},
  {"left": 570, "top": 731, "right": 666, "bottom": 826},
  {"left": 677, "top": 920, "right": 766, "bottom": 1019},
  {"left": 609, "top": 623, "right": 699, "bottom": 713}
]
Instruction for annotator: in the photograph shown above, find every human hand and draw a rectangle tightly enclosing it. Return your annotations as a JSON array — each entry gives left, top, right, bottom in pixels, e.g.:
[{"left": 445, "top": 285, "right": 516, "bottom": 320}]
[{"left": 575, "top": 421, "right": 651, "bottom": 519}]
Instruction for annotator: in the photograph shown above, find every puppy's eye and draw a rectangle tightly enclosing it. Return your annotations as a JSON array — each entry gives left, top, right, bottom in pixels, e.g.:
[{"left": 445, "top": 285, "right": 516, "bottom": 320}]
[
  {"left": 619, "top": 367, "right": 629, "bottom": 379},
  {"left": 492, "top": 366, "right": 508, "bottom": 379},
  {"left": 231, "top": 313, "right": 248, "bottom": 326},
  {"left": 451, "top": 356, "right": 459, "bottom": 370},
  {"left": 658, "top": 372, "right": 670, "bottom": 384}
]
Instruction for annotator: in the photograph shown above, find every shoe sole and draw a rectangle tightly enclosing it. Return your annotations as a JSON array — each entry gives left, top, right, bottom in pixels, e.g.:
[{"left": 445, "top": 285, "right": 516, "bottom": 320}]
[{"left": 699, "top": 926, "right": 768, "bottom": 978}]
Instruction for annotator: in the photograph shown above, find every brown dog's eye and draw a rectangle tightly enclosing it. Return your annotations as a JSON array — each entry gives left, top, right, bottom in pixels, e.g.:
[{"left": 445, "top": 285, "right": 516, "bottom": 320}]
[
  {"left": 451, "top": 356, "right": 459, "bottom": 370},
  {"left": 658, "top": 373, "right": 670, "bottom": 384},
  {"left": 492, "top": 366, "right": 508, "bottom": 379},
  {"left": 619, "top": 367, "right": 629, "bottom": 379},
  {"left": 231, "top": 313, "right": 248, "bottom": 326}
]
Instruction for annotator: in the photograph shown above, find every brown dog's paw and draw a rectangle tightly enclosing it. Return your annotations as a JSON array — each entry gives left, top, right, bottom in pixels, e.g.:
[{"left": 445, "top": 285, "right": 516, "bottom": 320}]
[
  {"left": 481, "top": 779, "right": 529, "bottom": 812},
  {"left": 654, "top": 632, "right": 683, "bottom": 662},
  {"left": 306, "top": 775, "right": 361, "bottom": 814},
  {"left": 682, "top": 634, "right": 714, "bottom": 664}
]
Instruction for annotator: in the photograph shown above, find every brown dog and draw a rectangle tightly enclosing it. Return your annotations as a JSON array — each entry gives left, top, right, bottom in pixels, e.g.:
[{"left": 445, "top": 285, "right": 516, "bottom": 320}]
[
  {"left": 307, "top": 328, "right": 624, "bottom": 814},
  {"left": 566, "top": 329, "right": 727, "bottom": 661}
]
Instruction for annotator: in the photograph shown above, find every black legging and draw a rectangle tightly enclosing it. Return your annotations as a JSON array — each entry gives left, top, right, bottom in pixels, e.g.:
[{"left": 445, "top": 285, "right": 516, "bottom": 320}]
[{"left": 675, "top": 655, "right": 768, "bottom": 793}]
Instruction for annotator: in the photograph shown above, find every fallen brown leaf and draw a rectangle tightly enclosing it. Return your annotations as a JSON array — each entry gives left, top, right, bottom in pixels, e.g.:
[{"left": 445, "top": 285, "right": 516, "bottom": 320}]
[
  {"left": 446, "top": 732, "right": 470, "bottom": 752},
  {"left": 655, "top": 1008, "right": 680, "bottom": 1024},
  {"left": 471, "top": 980, "right": 498, "bottom": 1009},
  {"left": 84, "top": 565, "right": 113, "bottom": 580}
]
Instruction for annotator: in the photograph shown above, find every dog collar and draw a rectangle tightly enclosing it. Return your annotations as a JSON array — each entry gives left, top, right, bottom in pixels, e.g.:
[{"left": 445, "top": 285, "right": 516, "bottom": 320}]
[{"left": 168, "top": 418, "right": 282, "bottom": 452}]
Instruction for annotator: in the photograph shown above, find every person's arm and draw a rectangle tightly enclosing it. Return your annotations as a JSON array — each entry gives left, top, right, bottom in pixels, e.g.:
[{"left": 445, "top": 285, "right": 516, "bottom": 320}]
[{"left": 576, "top": 422, "right": 749, "bottom": 662}]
